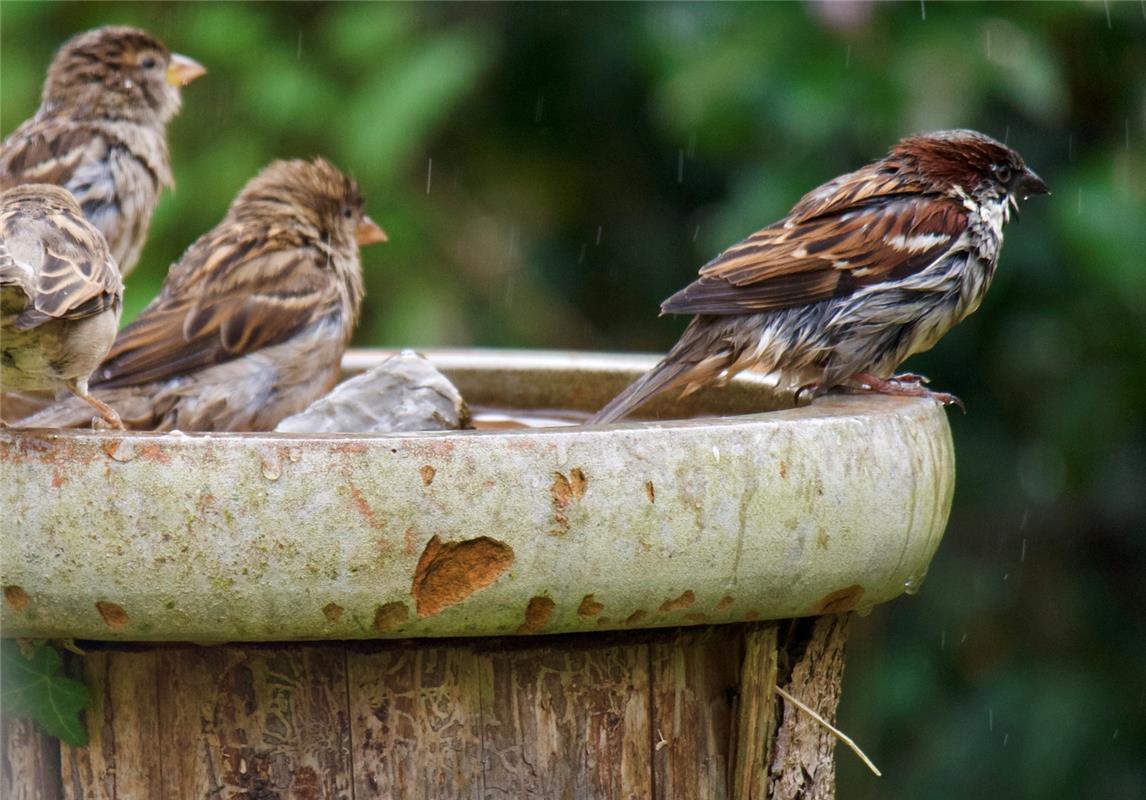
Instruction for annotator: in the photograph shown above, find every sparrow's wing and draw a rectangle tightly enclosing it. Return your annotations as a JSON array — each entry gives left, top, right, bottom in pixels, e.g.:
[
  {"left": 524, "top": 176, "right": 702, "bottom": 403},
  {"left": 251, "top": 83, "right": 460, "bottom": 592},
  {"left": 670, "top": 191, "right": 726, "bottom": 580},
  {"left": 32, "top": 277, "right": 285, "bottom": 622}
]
[
  {"left": 661, "top": 185, "right": 969, "bottom": 316},
  {"left": 94, "top": 226, "right": 341, "bottom": 388},
  {"left": 1, "top": 120, "right": 105, "bottom": 191},
  {"left": 0, "top": 201, "right": 122, "bottom": 328}
]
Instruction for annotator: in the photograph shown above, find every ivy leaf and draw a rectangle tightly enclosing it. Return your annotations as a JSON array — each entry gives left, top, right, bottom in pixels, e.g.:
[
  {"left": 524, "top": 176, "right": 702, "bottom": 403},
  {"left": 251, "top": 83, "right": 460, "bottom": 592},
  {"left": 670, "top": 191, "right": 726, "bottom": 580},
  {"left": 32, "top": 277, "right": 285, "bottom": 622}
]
[{"left": 0, "top": 640, "right": 90, "bottom": 746}]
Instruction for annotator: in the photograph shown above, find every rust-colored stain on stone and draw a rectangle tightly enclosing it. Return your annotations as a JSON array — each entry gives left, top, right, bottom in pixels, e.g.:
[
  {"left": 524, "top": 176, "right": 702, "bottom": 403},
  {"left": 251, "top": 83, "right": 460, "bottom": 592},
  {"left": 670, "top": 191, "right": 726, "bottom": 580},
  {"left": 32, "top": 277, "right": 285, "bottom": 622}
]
[
  {"left": 348, "top": 484, "right": 385, "bottom": 531},
  {"left": 4, "top": 585, "right": 29, "bottom": 611},
  {"left": 517, "top": 596, "right": 556, "bottom": 634},
  {"left": 95, "top": 601, "right": 129, "bottom": 630},
  {"left": 51, "top": 470, "right": 66, "bottom": 489},
  {"left": 779, "top": 460, "right": 788, "bottom": 479},
  {"left": 551, "top": 468, "right": 588, "bottom": 532},
  {"left": 577, "top": 593, "right": 605, "bottom": 618},
  {"left": 715, "top": 595, "right": 735, "bottom": 610},
  {"left": 411, "top": 535, "right": 515, "bottom": 618},
  {"left": 817, "top": 584, "right": 865, "bottom": 614},
  {"left": 683, "top": 612, "right": 709, "bottom": 624},
  {"left": 322, "top": 602, "right": 344, "bottom": 623},
  {"left": 659, "top": 590, "right": 696, "bottom": 613},
  {"left": 744, "top": 611, "right": 761, "bottom": 621},
  {"left": 374, "top": 601, "right": 410, "bottom": 632},
  {"left": 645, "top": 480, "right": 655, "bottom": 503},
  {"left": 419, "top": 465, "right": 436, "bottom": 486},
  {"left": 624, "top": 609, "right": 648, "bottom": 626}
]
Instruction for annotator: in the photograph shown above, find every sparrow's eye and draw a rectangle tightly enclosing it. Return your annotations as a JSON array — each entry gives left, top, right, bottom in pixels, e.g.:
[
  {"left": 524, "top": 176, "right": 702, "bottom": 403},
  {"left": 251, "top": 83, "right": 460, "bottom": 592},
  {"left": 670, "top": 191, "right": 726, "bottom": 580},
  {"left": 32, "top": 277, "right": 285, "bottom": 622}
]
[
  {"left": 341, "top": 206, "right": 354, "bottom": 220},
  {"left": 140, "top": 56, "right": 158, "bottom": 70},
  {"left": 992, "top": 164, "right": 1013, "bottom": 184}
]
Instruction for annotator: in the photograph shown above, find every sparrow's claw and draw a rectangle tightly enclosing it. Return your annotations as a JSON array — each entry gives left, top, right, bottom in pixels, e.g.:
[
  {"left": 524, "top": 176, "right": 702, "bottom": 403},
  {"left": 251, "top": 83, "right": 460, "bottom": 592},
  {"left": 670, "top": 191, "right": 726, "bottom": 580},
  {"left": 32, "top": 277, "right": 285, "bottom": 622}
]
[
  {"left": 930, "top": 392, "right": 966, "bottom": 413},
  {"left": 850, "top": 372, "right": 965, "bottom": 412},
  {"left": 795, "top": 383, "right": 821, "bottom": 406}
]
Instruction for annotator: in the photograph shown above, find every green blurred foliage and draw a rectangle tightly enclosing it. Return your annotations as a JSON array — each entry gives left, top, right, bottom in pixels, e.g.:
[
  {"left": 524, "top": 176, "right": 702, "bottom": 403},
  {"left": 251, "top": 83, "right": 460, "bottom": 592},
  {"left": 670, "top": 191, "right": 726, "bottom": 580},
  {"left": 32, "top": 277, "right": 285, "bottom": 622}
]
[{"left": 2, "top": 1, "right": 1144, "bottom": 795}]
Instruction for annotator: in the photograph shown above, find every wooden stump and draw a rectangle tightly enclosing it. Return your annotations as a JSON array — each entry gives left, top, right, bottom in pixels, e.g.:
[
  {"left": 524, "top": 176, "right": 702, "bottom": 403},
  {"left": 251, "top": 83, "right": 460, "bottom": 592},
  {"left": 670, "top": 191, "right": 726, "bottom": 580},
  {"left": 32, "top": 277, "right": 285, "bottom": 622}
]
[{"left": 2, "top": 618, "right": 851, "bottom": 799}]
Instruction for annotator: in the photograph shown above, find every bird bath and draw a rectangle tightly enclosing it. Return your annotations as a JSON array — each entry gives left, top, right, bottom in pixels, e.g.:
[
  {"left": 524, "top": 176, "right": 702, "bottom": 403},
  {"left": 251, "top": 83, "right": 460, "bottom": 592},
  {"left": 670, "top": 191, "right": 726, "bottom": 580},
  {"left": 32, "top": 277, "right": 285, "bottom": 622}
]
[{"left": 1, "top": 348, "right": 954, "bottom": 798}]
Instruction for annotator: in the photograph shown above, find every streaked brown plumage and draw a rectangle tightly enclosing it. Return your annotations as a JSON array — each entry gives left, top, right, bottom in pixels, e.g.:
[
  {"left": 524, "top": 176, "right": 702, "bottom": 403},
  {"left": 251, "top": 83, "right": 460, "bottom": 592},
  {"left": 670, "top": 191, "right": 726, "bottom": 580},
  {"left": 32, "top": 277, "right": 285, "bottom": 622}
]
[
  {"left": 0, "top": 26, "right": 205, "bottom": 277},
  {"left": 1, "top": 184, "right": 124, "bottom": 428},
  {"left": 17, "top": 158, "right": 387, "bottom": 431},
  {"left": 589, "top": 130, "right": 1049, "bottom": 424}
]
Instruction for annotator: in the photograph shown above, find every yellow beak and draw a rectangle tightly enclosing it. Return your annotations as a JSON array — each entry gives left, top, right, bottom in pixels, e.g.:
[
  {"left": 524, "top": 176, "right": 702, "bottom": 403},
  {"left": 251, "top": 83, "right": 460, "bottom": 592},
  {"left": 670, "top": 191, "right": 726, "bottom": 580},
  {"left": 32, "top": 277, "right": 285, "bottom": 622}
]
[
  {"left": 166, "top": 53, "right": 206, "bottom": 87},
  {"left": 357, "top": 215, "right": 388, "bottom": 246}
]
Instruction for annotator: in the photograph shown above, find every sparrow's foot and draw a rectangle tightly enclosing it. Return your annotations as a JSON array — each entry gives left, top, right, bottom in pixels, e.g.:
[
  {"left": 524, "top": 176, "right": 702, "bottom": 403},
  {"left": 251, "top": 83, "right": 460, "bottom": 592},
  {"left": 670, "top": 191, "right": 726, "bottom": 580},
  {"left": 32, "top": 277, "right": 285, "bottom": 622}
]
[
  {"left": 68, "top": 381, "right": 125, "bottom": 430},
  {"left": 850, "top": 372, "right": 965, "bottom": 412}
]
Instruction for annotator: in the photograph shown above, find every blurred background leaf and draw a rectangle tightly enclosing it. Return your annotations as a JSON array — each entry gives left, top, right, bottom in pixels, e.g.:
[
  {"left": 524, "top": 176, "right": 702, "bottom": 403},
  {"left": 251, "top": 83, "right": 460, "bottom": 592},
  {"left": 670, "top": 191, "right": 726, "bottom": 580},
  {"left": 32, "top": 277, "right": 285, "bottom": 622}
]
[{"left": 2, "top": 1, "right": 1144, "bottom": 795}]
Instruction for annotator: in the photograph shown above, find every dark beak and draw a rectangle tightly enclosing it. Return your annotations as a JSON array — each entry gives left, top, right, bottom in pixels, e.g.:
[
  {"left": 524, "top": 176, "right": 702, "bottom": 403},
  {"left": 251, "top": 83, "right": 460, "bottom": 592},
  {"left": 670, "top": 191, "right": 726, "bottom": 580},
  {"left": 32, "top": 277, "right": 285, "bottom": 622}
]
[{"left": 1016, "top": 167, "right": 1050, "bottom": 198}]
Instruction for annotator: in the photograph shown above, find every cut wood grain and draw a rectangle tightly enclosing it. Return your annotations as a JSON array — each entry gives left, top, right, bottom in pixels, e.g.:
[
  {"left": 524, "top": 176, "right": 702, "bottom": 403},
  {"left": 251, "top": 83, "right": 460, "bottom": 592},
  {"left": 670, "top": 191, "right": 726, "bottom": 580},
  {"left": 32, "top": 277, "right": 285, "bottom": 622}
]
[
  {"left": 60, "top": 650, "right": 161, "bottom": 800},
  {"left": 348, "top": 646, "right": 483, "bottom": 799},
  {"left": 2, "top": 717, "right": 62, "bottom": 800},
  {"left": 478, "top": 642, "right": 652, "bottom": 800},
  {"left": 650, "top": 627, "right": 742, "bottom": 800},
  {"left": 155, "top": 647, "right": 353, "bottom": 800},
  {"left": 731, "top": 624, "right": 780, "bottom": 800}
]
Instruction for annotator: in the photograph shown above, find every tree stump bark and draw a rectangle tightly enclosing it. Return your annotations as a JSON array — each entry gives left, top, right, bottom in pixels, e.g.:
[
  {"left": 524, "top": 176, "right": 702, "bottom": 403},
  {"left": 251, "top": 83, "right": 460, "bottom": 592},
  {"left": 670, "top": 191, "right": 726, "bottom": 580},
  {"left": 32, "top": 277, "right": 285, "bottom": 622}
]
[{"left": 2, "top": 618, "right": 851, "bottom": 799}]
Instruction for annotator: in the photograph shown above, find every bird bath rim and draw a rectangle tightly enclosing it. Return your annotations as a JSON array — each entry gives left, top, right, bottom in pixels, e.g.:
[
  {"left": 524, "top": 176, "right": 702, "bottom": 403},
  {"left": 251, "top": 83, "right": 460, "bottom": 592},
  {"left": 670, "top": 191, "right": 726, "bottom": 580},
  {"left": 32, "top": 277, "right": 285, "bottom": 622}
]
[{"left": 1, "top": 348, "right": 955, "bottom": 641}]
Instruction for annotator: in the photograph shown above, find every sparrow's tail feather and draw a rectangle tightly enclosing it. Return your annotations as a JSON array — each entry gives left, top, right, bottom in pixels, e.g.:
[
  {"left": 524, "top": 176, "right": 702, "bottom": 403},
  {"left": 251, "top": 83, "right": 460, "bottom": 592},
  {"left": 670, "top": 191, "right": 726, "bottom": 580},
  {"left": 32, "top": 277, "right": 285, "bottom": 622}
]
[{"left": 585, "top": 357, "right": 694, "bottom": 425}]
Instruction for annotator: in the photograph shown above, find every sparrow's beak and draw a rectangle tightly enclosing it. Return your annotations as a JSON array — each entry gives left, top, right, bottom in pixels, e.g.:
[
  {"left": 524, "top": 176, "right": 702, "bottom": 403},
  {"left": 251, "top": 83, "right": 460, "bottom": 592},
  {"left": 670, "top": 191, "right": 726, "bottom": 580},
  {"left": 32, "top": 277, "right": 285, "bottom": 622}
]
[
  {"left": 357, "top": 215, "right": 388, "bottom": 246},
  {"left": 1017, "top": 167, "right": 1050, "bottom": 198},
  {"left": 166, "top": 53, "right": 207, "bottom": 87}
]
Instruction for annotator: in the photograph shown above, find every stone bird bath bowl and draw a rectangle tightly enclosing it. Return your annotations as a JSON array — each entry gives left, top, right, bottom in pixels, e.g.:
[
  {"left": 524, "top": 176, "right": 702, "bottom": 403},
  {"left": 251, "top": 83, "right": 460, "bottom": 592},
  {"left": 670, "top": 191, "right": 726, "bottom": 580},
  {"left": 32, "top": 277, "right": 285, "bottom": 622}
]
[
  {"left": 1, "top": 349, "right": 952, "bottom": 641},
  {"left": 0, "top": 349, "right": 954, "bottom": 799}
]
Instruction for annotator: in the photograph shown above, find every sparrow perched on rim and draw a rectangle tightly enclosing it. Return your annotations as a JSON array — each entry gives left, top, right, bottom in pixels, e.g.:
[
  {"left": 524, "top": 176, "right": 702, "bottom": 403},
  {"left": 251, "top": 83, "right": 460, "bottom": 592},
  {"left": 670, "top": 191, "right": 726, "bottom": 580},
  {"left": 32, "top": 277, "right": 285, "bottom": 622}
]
[
  {"left": 0, "top": 26, "right": 205, "bottom": 277},
  {"left": 588, "top": 129, "right": 1049, "bottom": 424},
  {"left": 16, "top": 158, "right": 387, "bottom": 432},
  {"left": 1, "top": 184, "right": 124, "bottom": 428}
]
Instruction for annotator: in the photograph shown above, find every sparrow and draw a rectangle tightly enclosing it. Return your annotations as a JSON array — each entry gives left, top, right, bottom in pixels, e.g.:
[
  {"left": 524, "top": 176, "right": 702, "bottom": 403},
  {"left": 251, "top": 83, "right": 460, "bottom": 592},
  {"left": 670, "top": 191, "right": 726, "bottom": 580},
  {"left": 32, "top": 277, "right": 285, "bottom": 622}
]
[
  {"left": 588, "top": 129, "right": 1049, "bottom": 424},
  {"left": 0, "top": 26, "right": 205, "bottom": 277},
  {"left": 1, "top": 184, "right": 124, "bottom": 428},
  {"left": 16, "top": 158, "right": 387, "bottom": 432}
]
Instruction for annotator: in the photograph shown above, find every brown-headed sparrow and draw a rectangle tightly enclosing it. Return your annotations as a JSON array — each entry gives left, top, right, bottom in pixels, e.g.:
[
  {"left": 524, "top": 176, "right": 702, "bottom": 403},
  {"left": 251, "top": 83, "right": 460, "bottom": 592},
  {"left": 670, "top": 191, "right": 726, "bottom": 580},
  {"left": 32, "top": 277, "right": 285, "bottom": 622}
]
[
  {"left": 588, "top": 130, "right": 1049, "bottom": 424},
  {"left": 0, "top": 26, "right": 205, "bottom": 277},
  {"left": 16, "top": 158, "right": 387, "bottom": 432},
  {"left": 1, "top": 184, "right": 124, "bottom": 428}
]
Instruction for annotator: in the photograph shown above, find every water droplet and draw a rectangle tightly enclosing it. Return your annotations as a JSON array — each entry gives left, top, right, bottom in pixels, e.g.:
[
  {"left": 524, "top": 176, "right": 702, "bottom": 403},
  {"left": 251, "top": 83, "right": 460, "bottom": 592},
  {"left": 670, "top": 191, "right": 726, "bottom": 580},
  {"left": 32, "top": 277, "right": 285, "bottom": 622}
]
[
  {"left": 903, "top": 576, "right": 920, "bottom": 595},
  {"left": 260, "top": 452, "right": 282, "bottom": 480},
  {"left": 103, "top": 439, "right": 139, "bottom": 462}
]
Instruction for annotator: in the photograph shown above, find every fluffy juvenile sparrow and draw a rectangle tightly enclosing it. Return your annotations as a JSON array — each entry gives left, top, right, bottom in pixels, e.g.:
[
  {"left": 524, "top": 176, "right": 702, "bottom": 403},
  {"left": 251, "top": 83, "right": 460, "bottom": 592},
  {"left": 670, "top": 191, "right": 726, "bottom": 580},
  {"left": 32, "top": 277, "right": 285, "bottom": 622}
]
[
  {"left": 17, "top": 158, "right": 387, "bottom": 431},
  {"left": 0, "top": 26, "right": 205, "bottom": 277},
  {"left": 1, "top": 184, "right": 124, "bottom": 428},
  {"left": 588, "top": 130, "right": 1048, "bottom": 424}
]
